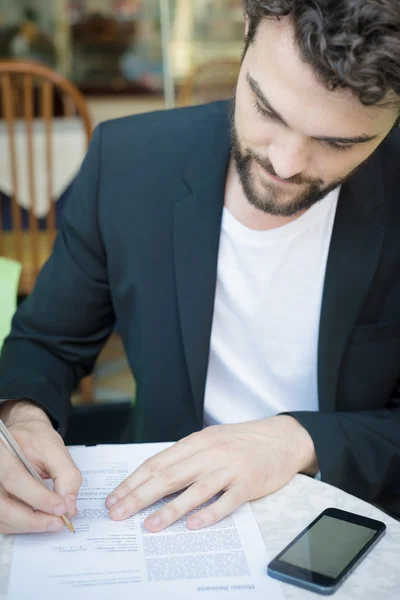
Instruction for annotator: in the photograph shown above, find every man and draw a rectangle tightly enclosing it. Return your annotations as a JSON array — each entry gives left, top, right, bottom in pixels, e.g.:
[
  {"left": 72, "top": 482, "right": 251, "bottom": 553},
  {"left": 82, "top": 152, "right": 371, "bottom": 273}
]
[{"left": 1, "top": 0, "right": 400, "bottom": 536}]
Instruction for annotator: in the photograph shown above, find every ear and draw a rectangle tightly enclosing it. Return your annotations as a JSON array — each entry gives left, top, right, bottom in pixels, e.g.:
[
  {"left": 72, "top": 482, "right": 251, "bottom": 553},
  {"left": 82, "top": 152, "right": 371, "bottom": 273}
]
[{"left": 245, "top": 14, "right": 250, "bottom": 36}]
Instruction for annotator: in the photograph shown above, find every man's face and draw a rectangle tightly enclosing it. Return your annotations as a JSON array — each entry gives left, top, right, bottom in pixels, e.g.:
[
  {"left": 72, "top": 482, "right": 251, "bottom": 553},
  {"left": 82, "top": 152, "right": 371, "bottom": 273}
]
[{"left": 232, "top": 17, "right": 398, "bottom": 217}]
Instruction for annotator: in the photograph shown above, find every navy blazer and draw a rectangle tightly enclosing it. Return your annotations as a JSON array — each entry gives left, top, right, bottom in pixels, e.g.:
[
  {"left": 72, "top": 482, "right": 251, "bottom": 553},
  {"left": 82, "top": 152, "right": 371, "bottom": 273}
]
[{"left": 1, "top": 101, "right": 400, "bottom": 514}]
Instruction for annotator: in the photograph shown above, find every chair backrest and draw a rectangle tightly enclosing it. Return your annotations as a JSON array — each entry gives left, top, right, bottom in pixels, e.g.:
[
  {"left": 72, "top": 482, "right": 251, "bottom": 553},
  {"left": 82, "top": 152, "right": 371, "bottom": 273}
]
[
  {"left": 178, "top": 58, "right": 241, "bottom": 107},
  {"left": 0, "top": 257, "right": 21, "bottom": 351},
  {"left": 0, "top": 59, "right": 92, "bottom": 294}
]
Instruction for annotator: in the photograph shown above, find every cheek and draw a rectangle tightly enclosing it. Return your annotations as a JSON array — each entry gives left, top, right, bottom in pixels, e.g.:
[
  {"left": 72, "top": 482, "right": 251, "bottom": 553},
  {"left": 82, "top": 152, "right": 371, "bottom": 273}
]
[
  {"left": 234, "top": 70, "right": 274, "bottom": 149},
  {"left": 310, "top": 153, "right": 345, "bottom": 181},
  {"left": 235, "top": 98, "right": 273, "bottom": 150},
  {"left": 311, "top": 145, "right": 373, "bottom": 183}
]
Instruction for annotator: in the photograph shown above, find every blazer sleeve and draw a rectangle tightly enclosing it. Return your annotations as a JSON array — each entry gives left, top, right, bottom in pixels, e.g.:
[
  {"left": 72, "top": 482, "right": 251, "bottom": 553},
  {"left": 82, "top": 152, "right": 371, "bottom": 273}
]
[
  {"left": 289, "top": 391, "right": 400, "bottom": 510},
  {"left": 0, "top": 124, "right": 115, "bottom": 436}
]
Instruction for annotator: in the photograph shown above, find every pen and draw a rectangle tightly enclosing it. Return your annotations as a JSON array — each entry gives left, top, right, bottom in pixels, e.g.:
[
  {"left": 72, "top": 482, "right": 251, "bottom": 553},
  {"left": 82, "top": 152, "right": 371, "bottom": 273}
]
[{"left": 0, "top": 419, "right": 75, "bottom": 533}]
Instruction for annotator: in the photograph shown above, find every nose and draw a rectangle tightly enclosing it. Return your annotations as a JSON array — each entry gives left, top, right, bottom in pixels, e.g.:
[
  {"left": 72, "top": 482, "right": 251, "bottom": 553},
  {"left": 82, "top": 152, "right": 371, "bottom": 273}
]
[{"left": 268, "top": 133, "right": 309, "bottom": 180}]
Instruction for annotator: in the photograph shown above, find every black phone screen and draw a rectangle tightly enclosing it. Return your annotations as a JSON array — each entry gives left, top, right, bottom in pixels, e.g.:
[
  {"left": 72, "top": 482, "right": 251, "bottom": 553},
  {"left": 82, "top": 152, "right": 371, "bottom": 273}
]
[{"left": 279, "top": 515, "right": 376, "bottom": 579}]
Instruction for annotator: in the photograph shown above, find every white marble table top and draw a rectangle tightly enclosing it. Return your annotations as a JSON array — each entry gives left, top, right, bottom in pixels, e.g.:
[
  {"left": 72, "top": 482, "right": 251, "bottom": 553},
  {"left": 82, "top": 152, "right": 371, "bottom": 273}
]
[
  {"left": 1, "top": 474, "right": 399, "bottom": 599},
  {"left": 0, "top": 118, "right": 87, "bottom": 218}
]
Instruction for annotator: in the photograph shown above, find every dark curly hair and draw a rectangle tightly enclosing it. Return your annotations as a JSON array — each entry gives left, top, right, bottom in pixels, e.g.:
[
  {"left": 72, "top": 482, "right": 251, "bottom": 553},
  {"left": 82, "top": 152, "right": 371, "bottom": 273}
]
[{"left": 243, "top": 0, "right": 400, "bottom": 110}]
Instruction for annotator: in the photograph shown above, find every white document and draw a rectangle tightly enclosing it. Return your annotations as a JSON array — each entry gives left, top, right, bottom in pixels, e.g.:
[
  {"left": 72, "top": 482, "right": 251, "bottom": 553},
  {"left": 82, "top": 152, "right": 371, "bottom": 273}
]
[{"left": 8, "top": 443, "right": 284, "bottom": 600}]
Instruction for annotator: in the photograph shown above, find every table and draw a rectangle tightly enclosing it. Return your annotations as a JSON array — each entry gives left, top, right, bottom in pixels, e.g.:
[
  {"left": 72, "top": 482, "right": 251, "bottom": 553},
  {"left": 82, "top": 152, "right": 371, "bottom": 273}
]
[
  {"left": 1, "top": 474, "right": 399, "bottom": 599},
  {"left": 0, "top": 118, "right": 86, "bottom": 218}
]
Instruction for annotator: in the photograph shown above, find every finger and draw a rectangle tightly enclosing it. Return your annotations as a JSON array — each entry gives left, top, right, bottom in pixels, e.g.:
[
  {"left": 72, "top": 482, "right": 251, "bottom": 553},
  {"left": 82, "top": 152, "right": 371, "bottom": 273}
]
[
  {"left": 144, "top": 468, "right": 230, "bottom": 532},
  {"left": 44, "top": 445, "right": 82, "bottom": 518},
  {"left": 106, "top": 436, "right": 202, "bottom": 509},
  {"left": 0, "top": 525, "right": 13, "bottom": 535},
  {"left": 0, "top": 444, "right": 68, "bottom": 518},
  {"left": 186, "top": 485, "right": 247, "bottom": 530},
  {"left": 108, "top": 450, "right": 210, "bottom": 521},
  {"left": 0, "top": 491, "right": 64, "bottom": 535}
]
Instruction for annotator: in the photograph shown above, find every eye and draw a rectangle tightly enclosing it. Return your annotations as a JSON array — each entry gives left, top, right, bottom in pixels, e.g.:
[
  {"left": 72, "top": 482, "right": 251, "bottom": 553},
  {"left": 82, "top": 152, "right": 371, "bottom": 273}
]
[
  {"left": 324, "top": 140, "right": 354, "bottom": 153},
  {"left": 253, "top": 99, "right": 277, "bottom": 120}
]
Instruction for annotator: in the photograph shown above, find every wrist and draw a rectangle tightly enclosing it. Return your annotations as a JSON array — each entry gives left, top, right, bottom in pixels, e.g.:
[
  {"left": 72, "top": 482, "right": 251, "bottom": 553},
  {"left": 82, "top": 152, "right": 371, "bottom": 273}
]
[
  {"left": 276, "top": 415, "right": 319, "bottom": 476},
  {"left": 0, "top": 399, "right": 51, "bottom": 428}
]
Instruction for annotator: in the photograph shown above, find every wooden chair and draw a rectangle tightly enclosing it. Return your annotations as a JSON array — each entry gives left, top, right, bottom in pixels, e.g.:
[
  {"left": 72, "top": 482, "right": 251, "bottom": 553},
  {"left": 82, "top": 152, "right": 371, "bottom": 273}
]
[
  {"left": 178, "top": 58, "right": 241, "bottom": 107},
  {"left": 0, "top": 59, "right": 94, "bottom": 403}
]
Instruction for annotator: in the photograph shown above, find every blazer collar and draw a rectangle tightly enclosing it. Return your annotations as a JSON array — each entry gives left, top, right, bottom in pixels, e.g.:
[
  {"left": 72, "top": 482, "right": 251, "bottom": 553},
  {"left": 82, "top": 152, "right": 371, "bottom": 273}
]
[
  {"left": 341, "top": 143, "right": 385, "bottom": 217},
  {"left": 181, "top": 101, "right": 232, "bottom": 194}
]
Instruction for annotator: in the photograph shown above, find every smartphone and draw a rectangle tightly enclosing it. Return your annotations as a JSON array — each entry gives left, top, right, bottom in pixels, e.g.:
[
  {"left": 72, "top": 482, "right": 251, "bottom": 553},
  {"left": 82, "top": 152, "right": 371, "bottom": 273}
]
[{"left": 267, "top": 507, "right": 386, "bottom": 595}]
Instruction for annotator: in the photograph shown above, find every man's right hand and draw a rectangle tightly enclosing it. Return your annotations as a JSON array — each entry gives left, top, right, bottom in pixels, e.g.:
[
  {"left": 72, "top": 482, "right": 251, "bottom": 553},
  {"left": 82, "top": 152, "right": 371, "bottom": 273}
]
[{"left": 0, "top": 400, "right": 82, "bottom": 534}]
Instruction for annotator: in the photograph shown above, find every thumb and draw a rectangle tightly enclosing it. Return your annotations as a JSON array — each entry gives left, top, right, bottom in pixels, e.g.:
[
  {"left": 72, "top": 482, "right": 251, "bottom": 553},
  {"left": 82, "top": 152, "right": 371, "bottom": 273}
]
[{"left": 45, "top": 445, "right": 82, "bottom": 518}]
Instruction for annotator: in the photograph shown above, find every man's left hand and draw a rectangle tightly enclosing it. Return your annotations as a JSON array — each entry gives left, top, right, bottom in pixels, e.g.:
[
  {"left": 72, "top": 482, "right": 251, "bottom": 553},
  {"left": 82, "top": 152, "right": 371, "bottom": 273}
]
[{"left": 105, "top": 415, "right": 319, "bottom": 532}]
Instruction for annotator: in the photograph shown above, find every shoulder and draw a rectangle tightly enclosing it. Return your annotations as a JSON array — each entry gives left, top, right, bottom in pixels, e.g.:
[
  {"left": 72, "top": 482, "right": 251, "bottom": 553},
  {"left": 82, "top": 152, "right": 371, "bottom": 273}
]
[
  {"left": 98, "top": 101, "right": 229, "bottom": 150},
  {"left": 375, "top": 126, "right": 400, "bottom": 224},
  {"left": 378, "top": 126, "right": 400, "bottom": 179},
  {"left": 89, "top": 101, "right": 230, "bottom": 184}
]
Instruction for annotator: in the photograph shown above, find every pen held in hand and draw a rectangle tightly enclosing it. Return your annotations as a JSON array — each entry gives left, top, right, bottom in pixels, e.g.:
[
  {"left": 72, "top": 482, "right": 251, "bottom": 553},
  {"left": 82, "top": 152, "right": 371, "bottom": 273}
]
[{"left": 0, "top": 419, "right": 75, "bottom": 533}]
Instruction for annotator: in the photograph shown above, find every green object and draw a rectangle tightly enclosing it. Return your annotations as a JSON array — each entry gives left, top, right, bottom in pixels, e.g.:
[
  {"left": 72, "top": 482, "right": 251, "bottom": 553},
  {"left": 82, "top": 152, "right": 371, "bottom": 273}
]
[{"left": 0, "top": 258, "right": 22, "bottom": 351}]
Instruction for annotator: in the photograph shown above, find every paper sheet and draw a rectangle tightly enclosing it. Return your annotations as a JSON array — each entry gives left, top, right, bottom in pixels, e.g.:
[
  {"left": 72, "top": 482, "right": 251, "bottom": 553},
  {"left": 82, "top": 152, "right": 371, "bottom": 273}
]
[{"left": 8, "top": 443, "right": 284, "bottom": 600}]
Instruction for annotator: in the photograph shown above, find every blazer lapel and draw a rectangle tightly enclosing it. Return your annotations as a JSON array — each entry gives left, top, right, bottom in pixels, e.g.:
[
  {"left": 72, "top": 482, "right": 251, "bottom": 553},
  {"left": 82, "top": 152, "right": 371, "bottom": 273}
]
[
  {"left": 318, "top": 152, "right": 386, "bottom": 412},
  {"left": 174, "top": 103, "right": 231, "bottom": 423}
]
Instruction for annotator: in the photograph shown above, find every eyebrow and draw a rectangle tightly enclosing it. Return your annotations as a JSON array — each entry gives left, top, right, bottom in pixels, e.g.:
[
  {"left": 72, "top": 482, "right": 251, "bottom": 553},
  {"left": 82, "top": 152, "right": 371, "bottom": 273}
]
[{"left": 246, "top": 73, "right": 380, "bottom": 145}]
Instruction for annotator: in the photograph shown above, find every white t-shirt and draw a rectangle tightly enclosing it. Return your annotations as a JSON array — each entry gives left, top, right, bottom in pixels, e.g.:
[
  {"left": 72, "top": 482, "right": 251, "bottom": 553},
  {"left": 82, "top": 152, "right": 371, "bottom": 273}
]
[{"left": 203, "top": 188, "right": 340, "bottom": 426}]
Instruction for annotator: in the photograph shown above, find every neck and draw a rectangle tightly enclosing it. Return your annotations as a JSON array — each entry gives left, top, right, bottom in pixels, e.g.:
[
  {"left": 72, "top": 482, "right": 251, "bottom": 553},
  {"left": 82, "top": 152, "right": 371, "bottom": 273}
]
[{"left": 224, "top": 158, "right": 305, "bottom": 231}]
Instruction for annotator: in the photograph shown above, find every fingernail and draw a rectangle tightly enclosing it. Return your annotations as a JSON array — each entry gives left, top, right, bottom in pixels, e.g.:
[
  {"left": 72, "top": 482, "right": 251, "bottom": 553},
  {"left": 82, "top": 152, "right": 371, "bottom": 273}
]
[
  {"left": 54, "top": 502, "right": 67, "bottom": 516},
  {"left": 147, "top": 516, "right": 162, "bottom": 529},
  {"left": 188, "top": 517, "right": 203, "bottom": 529},
  {"left": 48, "top": 520, "right": 63, "bottom": 532},
  {"left": 112, "top": 505, "right": 126, "bottom": 519},
  {"left": 107, "top": 495, "right": 118, "bottom": 508}
]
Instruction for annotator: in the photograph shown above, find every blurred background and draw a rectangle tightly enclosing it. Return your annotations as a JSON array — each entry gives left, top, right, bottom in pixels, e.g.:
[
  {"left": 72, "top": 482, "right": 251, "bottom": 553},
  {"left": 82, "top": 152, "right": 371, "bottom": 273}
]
[
  {"left": 0, "top": 0, "right": 244, "bottom": 441},
  {"left": 0, "top": 0, "right": 244, "bottom": 118}
]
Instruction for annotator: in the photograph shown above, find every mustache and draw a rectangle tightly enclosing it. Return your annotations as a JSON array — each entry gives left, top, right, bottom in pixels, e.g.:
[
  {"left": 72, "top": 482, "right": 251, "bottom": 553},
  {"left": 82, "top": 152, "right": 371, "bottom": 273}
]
[{"left": 247, "top": 150, "right": 323, "bottom": 187}]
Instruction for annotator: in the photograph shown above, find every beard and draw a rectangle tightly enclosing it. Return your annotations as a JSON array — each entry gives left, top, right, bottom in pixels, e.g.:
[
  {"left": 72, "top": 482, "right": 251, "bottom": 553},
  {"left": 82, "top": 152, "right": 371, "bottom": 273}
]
[{"left": 229, "top": 102, "right": 359, "bottom": 218}]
